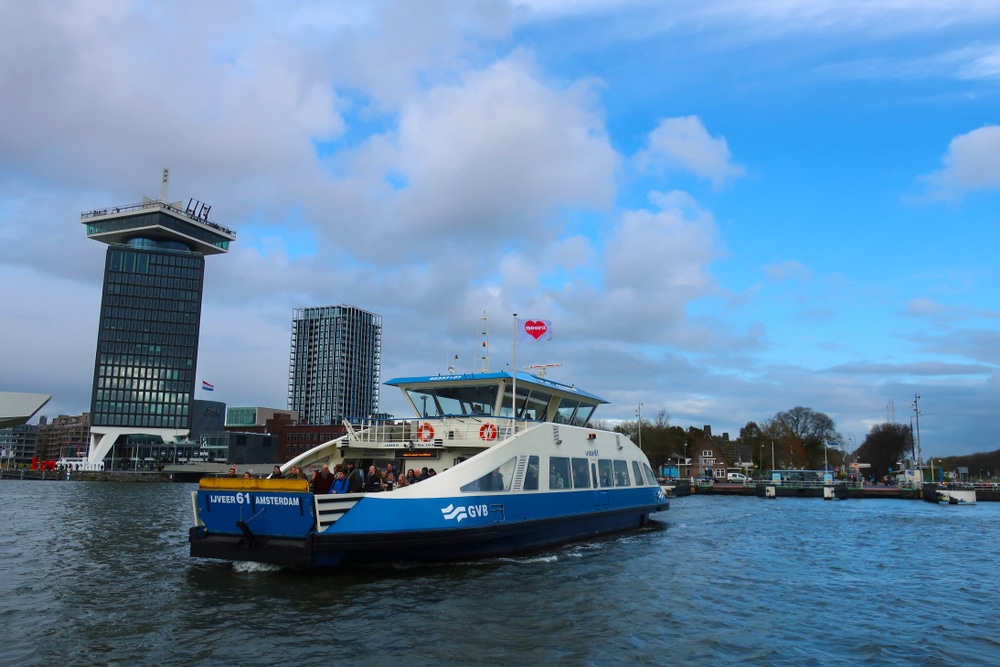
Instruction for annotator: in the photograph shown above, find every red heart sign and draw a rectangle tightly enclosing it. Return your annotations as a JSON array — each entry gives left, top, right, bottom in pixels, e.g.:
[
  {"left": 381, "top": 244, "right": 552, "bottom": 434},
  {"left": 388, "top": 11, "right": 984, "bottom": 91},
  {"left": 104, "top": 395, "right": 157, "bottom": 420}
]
[{"left": 523, "top": 320, "right": 548, "bottom": 340}]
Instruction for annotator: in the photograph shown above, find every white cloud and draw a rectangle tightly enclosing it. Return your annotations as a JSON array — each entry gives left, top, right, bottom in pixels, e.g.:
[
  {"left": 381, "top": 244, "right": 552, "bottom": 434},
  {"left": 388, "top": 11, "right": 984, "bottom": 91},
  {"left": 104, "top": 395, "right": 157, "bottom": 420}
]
[
  {"left": 763, "top": 260, "right": 813, "bottom": 283},
  {"left": 919, "top": 126, "right": 1000, "bottom": 201},
  {"left": 634, "top": 116, "right": 745, "bottom": 189}
]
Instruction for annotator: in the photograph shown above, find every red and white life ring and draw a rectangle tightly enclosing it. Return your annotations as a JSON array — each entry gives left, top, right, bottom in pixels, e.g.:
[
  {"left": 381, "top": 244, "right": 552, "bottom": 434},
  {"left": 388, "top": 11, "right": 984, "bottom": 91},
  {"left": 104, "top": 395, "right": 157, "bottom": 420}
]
[
  {"left": 417, "top": 422, "right": 434, "bottom": 442},
  {"left": 480, "top": 423, "right": 498, "bottom": 441}
]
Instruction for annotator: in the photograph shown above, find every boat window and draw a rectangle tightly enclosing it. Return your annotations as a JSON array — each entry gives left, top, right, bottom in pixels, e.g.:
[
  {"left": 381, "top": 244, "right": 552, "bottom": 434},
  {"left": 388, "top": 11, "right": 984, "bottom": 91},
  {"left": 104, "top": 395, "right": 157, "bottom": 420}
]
[
  {"left": 553, "top": 398, "right": 598, "bottom": 426},
  {"left": 406, "top": 384, "right": 499, "bottom": 417},
  {"left": 632, "top": 461, "right": 645, "bottom": 486},
  {"left": 549, "top": 456, "right": 570, "bottom": 490},
  {"left": 597, "top": 459, "right": 614, "bottom": 488},
  {"left": 460, "top": 456, "right": 517, "bottom": 493},
  {"left": 553, "top": 398, "right": 579, "bottom": 425},
  {"left": 571, "top": 458, "right": 590, "bottom": 489},
  {"left": 613, "top": 460, "right": 630, "bottom": 486},
  {"left": 524, "top": 455, "right": 540, "bottom": 490},
  {"left": 643, "top": 462, "right": 657, "bottom": 486},
  {"left": 500, "top": 385, "right": 551, "bottom": 420}
]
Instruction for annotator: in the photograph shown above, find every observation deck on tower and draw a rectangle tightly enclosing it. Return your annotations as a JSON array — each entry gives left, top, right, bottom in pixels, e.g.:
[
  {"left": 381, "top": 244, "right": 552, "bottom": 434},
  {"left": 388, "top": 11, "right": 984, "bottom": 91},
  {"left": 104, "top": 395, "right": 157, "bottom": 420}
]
[{"left": 81, "top": 197, "right": 236, "bottom": 254}]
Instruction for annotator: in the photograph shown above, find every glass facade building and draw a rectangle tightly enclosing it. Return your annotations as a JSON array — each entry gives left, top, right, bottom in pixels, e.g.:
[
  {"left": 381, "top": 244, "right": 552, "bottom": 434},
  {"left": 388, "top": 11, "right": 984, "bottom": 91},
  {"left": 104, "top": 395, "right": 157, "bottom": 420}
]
[
  {"left": 288, "top": 305, "right": 382, "bottom": 425},
  {"left": 90, "top": 245, "right": 204, "bottom": 430},
  {"left": 83, "top": 196, "right": 235, "bottom": 465}
]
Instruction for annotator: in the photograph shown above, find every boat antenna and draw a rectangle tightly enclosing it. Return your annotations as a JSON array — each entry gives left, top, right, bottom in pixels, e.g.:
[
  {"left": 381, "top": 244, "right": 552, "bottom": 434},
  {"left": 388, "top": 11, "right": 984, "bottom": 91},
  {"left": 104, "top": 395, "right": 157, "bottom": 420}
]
[
  {"left": 477, "top": 311, "right": 490, "bottom": 373},
  {"left": 523, "top": 363, "right": 562, "bottom": 378}
]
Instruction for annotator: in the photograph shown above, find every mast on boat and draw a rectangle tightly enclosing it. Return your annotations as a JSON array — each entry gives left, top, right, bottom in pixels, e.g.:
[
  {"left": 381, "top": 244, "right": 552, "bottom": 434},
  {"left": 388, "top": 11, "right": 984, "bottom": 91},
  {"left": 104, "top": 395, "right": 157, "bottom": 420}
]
[{"left": 478, "top": 311, "right": 490, "bottom": 373}]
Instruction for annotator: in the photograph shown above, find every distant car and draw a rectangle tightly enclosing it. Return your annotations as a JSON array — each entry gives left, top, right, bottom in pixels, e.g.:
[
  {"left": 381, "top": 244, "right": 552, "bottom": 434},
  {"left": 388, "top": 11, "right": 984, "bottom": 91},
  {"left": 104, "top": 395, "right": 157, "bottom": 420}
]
[
  {"left": 727, "top": 472, "right": 749, "bottom": 483},
  {"left": 696, "top": 475, "right": 716, "bottom": 485}
]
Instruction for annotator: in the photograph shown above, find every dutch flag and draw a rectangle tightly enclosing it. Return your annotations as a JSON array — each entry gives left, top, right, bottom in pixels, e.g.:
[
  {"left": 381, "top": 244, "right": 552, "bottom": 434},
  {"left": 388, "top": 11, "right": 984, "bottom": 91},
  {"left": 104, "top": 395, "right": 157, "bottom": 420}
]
[{"left": 201, "top": 381, "right": 214, "bottom": 392}]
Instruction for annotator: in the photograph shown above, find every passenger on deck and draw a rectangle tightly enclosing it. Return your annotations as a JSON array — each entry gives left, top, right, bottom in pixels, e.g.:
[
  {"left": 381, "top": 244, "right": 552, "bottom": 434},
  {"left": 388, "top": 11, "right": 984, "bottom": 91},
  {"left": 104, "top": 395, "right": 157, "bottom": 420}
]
[
  {"left": 268, "top": 465, "right": 283, "bottom": 479},
  {"left": 346, "top": 461, "right": 363, "bottom": 493},
  {"left": 228, "top": 466, "right": 237, "bottom": 478},
  {"left": 490, "top": 468, "right": 504, "bottom": 491},
  {"left": 288, "top": 465, "right": 307, "bottom": 481},
  {"left": 242, "top": 471, "right": 252, "bottom": 479},
  {"left": 312, "top": 465, "right": 334, "bottom": 494},
  {"left": 383, "top": 472, "right": 397, "bottom": 491},
  {"left": 331, "top": 470, "right": 349, "bottom": 494},
  {"left": 364, "top": 465, "right": 383, "bottom": 492},
  {"left": 385, "top": 462, "right": 399, "bottom": 480},
  {"left": 407, "top": 469, "right": 419, "bottom": 484}
]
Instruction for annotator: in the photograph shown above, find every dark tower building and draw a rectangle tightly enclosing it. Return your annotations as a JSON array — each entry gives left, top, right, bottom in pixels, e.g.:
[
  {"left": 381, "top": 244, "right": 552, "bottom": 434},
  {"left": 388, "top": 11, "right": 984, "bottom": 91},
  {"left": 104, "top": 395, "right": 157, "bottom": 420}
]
[
  {"left": 82, "top": 170, "right": 235, "bottom": 466},
  {"left": 288, "top": 305, "right": 382, "bottom": 425}
]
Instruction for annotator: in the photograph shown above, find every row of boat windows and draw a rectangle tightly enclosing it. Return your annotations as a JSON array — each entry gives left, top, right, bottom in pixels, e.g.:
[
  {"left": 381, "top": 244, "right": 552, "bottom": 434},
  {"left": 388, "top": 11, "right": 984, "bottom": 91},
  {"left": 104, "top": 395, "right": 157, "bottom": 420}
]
[{"left": 461, "top": 455, "right": 657, "bottom": 493}]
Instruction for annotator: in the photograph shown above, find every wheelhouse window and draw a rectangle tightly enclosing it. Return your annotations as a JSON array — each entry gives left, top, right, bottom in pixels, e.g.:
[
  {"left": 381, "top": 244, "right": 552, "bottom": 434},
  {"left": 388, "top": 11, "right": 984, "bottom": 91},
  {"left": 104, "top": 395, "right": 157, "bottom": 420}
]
[
  {"left": 500, "top": 385, "right": 551, "bottom": 420},
  {"left": 406, "top": 384, "right": 499, "bottom": 418},
  {"left": 554, "top": 398, "right": 597, "bottom": 426}
]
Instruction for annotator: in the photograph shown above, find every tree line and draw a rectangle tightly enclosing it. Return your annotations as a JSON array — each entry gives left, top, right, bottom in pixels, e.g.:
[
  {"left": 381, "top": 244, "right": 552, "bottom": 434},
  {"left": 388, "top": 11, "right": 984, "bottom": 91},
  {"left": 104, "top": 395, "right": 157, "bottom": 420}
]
[{"left": 603, "top": 406, "right": 923, "bottom": 479}]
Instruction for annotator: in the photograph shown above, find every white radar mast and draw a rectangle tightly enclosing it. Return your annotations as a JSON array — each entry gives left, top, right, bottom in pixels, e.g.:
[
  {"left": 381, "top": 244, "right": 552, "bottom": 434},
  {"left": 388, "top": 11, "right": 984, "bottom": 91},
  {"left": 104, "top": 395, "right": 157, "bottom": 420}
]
[{"left": 523, "top": 363, "right": 562, "bottom": 378}]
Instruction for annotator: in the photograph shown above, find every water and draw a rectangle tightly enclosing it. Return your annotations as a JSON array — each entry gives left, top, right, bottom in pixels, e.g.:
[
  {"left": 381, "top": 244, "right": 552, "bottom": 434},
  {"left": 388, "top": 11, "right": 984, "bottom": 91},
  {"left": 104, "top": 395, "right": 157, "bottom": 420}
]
[{"left": 2, "top": 482, "right": 999, "bottom": 667}]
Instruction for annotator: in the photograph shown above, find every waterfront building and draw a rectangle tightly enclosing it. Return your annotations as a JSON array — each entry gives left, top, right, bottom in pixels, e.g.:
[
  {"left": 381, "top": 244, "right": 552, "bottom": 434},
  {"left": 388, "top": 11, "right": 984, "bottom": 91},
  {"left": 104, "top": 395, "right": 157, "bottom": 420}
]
[
  {"left": 82, "top": 171, "right": 235, "bottom": 466},
  {"left": 288, "top": 305, "right": 382, "bottom": 426},
  {"left": 36, "top": 413, "right": 91, "bottom": 462},
  {"left": 0, "top": 423, "right": 40, "bottom": 467},
  {"left": 225, "top": 406, "right": 298, "bottom": 430}
]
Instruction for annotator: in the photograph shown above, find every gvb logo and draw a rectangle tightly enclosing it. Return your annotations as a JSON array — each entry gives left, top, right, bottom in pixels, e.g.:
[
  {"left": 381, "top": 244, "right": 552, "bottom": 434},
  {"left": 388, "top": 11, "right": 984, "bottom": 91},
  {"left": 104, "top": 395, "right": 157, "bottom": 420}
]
[{"left": 441, "top": 503, "right": 489, "bottom": 523}]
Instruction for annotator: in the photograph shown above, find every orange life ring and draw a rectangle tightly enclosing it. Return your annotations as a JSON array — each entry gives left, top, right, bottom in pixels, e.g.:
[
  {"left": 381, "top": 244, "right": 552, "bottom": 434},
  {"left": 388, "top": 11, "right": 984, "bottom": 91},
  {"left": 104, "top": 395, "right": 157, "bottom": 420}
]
[
  {"left": 417, "top": 422, "right": 434, "bottom": 442},
  {"left": 480, "top": 423, "right": 498, "bottom": 441}
]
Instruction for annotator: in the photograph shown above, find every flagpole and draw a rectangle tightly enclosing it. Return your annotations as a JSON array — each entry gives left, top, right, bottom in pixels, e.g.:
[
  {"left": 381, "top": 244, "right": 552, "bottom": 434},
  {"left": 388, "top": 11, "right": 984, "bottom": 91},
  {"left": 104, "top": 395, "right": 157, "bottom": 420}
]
[{"left": 512, "top": 313, "right": 517, "bottom": 425}]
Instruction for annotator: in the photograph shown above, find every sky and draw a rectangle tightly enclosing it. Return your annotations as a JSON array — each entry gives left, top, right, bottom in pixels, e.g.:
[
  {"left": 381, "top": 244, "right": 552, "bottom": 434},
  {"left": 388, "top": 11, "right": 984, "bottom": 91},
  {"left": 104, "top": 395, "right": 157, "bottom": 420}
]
[{"left": 2, "top": 0, "right": 999, "bottom": 458}]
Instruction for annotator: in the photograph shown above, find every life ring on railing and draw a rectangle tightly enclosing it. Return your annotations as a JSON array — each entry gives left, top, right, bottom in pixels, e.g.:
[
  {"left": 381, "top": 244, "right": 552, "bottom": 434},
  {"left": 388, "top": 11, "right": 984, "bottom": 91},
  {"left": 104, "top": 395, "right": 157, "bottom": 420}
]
[
  {"left": 417, "top": 422, "right": 434, "bottom": 442},
  {"left": 479, "top": 423, "right": 498, "bottom": 441}
]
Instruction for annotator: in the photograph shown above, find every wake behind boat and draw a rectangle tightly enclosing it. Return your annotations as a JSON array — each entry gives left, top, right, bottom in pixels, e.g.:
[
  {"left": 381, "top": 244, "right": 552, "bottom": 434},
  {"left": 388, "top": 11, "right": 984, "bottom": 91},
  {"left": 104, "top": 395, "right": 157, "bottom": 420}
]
[{"left": 188, "top": 369, "right": 669, "bottom": 568}]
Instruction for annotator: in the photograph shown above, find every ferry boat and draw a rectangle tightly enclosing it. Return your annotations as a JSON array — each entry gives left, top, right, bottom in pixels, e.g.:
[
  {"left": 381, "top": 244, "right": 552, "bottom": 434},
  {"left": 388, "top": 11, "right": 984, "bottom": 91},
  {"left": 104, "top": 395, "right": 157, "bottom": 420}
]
[{"left": 188, "top": 370, "right": 669, "bottom": 568}]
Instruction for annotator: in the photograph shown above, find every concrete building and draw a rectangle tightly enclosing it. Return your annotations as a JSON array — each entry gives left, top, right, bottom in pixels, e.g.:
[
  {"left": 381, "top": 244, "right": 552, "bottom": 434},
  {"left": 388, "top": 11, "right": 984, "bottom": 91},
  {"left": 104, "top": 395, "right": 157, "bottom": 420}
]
[
  {"left": 288, "top": 305, "right": 381, "bottom": 426},
  {"left": 0, "top": 423, "right": 40, "bottom": 467},
  {"left": 82, "top": 170, "right": 235, "bottom": 466},
  {"left": 225, "top": 406, "right": 298, "bottom": 430},
  {"left": 36, "top": 413, "right": 91, "bottom": 462}
]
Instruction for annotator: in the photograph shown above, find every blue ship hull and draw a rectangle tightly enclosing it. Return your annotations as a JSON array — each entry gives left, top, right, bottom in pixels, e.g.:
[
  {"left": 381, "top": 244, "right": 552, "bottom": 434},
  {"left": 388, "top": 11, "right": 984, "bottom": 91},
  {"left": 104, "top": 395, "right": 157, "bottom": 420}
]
[{"left": 189, "top": 488, "right": 668, "bottom": 568}]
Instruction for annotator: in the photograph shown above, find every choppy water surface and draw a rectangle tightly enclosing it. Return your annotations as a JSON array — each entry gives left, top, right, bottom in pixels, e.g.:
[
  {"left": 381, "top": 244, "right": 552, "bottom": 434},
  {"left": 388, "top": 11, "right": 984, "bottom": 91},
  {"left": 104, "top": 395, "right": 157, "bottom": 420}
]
[{"left": 2, "top": 481, "right": 999, "bottom": 666}]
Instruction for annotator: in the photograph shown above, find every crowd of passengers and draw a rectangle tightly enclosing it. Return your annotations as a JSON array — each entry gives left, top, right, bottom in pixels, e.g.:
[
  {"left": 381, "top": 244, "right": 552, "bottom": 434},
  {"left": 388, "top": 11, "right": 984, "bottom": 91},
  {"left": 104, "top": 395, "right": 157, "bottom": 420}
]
[{"left": 240, "top": 461, "right": 439, "bottom": 494}]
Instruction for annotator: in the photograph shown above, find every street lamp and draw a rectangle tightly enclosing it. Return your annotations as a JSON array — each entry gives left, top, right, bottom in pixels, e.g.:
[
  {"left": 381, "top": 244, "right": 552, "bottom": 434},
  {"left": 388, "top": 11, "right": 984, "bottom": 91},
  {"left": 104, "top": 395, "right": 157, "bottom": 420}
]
[
  {"left": 911, "top": 394, "right": 923, "bottom": 464},
  {"left": 635, "top": 402, "right": 643, "bottom": 454}
]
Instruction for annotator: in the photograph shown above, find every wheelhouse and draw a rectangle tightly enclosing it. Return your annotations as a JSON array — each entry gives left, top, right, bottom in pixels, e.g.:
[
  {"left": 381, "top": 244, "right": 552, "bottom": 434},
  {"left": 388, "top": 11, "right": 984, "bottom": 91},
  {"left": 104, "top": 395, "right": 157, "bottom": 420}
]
[{"left": 386, "top": 371, "right": 606, "bottom": 426}]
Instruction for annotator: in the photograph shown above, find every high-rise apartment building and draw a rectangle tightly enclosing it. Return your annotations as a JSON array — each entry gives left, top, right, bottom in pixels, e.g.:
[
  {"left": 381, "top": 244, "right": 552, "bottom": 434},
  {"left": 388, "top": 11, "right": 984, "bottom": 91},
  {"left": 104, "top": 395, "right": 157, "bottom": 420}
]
[
  {"left": 288, "top": 305, "right": 381, "bottom": 425},
  {"left": 82, "top": 171, "right": 235, "bottom": 466}
]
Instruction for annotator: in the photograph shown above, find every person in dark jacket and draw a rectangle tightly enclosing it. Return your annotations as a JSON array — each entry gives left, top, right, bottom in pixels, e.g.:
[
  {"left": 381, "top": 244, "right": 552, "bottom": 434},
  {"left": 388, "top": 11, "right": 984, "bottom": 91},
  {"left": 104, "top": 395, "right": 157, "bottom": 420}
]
[
  {"left": 363, "top": 465, "right": 383, "bottom": 493},
  {"left": 312, "top": 465, "right": 334, "bottom": 494},
  {"left": 345, "top": 461, "right": 363, "bottom": 493}
]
